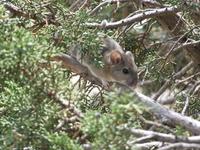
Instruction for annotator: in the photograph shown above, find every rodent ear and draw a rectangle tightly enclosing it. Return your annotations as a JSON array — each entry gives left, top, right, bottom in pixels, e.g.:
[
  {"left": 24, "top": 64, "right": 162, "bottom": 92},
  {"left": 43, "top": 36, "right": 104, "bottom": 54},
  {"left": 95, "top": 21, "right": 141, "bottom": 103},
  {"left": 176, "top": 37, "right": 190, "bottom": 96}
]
[
  {"left": 125, "top": 51, "right": 135, "bottom": 62},
  {"left": 102, "top": 37, "right": 123, "bottom": 53},
  {"left": 110, "top": 51, "right": 122, "bottom": 64},
  {"left": 125, "top": 51, "right": 137, "bottom": 68}
]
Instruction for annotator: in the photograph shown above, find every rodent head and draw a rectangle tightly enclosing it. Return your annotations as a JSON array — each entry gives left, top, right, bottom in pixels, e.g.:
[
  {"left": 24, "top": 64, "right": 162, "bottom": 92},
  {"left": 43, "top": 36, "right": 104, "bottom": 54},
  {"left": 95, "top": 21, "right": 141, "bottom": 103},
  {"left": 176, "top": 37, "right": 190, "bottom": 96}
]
[{"left": 102, "top": 37, "right": 138, "bottom": 88}]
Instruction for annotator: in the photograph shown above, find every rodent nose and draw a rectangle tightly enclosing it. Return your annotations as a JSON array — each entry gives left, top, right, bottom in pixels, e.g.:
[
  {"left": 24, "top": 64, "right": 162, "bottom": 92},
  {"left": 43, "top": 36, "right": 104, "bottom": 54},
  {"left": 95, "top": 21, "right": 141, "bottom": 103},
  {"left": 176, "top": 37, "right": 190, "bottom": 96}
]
[
  {"left": 128, "top": 76, "right": 138, "bottom": 88},
  {"left": 128, "top": 80, "right": 137, "bottom": 88}
]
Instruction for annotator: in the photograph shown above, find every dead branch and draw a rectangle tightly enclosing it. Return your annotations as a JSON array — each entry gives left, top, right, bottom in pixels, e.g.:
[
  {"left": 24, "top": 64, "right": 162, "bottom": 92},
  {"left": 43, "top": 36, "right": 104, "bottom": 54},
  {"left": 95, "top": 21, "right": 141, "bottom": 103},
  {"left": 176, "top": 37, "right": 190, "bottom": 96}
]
[
  {"left": 158, "top": 143, "right": 200, "bottom": 150},
  {"left": 189, "top": 80, "right": 200, "bottom": 95},
  {"left": 127, "top": 135, "right": 154, "bottom": 145},
  {"left": 181, "top": 95, "right": 189, "bottom": 115},
  {"left": 121, "top": 128, "right": 200, "bottom": 143},
  {"left": 176, "top": 72, "right": 200, "bottom": 86},
  {"left": 152, "top": 61, "right": 194, "bottom": 100},
  {"left": 133, "top": 142, "right": 163, "bottom": 150},
  {"left": 134, "top": 91, "right": 200, "bottom": 134},
  {"left": 181, "top": 80, "right": 200, "bottom": 115},
  {"left": 86, "top": 7, "right": 179, "bottom": 29}
]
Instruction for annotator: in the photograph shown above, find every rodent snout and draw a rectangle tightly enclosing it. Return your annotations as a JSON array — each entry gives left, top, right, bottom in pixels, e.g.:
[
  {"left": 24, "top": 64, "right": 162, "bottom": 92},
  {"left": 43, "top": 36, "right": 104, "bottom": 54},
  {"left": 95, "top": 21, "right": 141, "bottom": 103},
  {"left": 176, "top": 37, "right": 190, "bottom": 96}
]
[{"left": 127, "top": 76, "right": 138, "bottom": 88}]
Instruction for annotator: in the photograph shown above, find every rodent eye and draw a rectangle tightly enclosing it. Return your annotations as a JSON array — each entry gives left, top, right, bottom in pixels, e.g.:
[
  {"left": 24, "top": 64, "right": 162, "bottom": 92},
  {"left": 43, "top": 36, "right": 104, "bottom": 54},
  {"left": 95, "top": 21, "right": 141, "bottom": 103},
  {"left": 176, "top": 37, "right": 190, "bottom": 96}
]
[{"left": 122, "top": 68, "right": 129, "bottom": 74}]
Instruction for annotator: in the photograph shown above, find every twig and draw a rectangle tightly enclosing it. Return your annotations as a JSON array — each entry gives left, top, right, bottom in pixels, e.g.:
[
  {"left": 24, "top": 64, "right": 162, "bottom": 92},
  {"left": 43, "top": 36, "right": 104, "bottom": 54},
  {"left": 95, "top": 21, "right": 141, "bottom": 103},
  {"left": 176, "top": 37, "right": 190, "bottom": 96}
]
[
  {"left": 171, "top": 40, "right": 200, "bottom": 55},
  {"left": 161, "top": 27, "right": 200, "bottom": 70},
  {"left": 153, "top": 61, "right": 194, "bottom": 100},
  {"left": 158, "top": 143, "right": 200, "bottom": 150},
  {"left": 173, "top": 61, "right": 194, "bottom": 79},
  {"left": 181, "top": 95, "right": 189, "bottom": 115},
  {"left": 89, "top": 0, "right": 129, "bottom": 16},
  {"left": 89, "top": 0, "right": 111, "bottom": 16},
  {"left": 127, "top": 135, "right": 154, "bottom": 145},
  {"left": 86, "top": 6, "right": 179, "bottom": 29},
  {"left": 120, "top": 127, "right": 200, "bottom": 143},
  {"left": 170, "top": 12, "right": 186, "bottom": 35},
  {"left": 78, "top": 0, "right": 89, "bottom": 11},
  {"left": 189, "top": 80, "right": 200, "bottom": 95},
  {"left": 69, "top": 0, "right": 87, "bottom": 12},
  {"left": 181, "top": 80, "right": 200, "bottom": 115},
  {"left": 133, "top": 141, "right": 163, "bottom": 149},
  {"left": 176, "top": 72, "right": 200, "bottom": 86},
  {"left": 138, "top": 116, "right": 175, "bottom": 133}
]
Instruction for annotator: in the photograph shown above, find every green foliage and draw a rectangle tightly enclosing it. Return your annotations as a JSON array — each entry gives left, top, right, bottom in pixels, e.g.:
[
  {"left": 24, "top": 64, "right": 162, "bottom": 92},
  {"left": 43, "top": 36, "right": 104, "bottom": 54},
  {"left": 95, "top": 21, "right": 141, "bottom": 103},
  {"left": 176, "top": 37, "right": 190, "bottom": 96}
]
[
  {"left": 159, "top": 0, "right": 181, "bottom": 5},
  {"left": 82, "top": 91, "right": 143, "bottom": 150},
  {"left": 47, "top": 132, "right": 83, "bottom": 150},
  {"left": 1, "top": 0, "right": 199, "bottom": 149},
  {"left": 0, "top": 81, "right": 56, "bottom": 149},
  {"left": 0, "top": 20, "right": 81, "bottom": 149}
]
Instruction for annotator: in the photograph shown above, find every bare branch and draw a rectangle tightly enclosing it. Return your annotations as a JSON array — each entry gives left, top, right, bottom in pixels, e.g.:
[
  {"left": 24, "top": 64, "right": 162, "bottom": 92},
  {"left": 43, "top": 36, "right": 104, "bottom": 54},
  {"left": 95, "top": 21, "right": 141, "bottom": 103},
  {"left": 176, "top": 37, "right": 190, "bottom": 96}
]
[
  {"left": 173, "top": 61, "right": 194, "bottom": 79},
  {"left": 122, "top": 128, "right": 200, "bottom": 143},
  {"left": 134, "top": 91, "right": 200, "bottom": 134},
  {"left": 138, "top": 116, "right": 175, "bottom": 133},
  {"left": 158, "top": 143, "right": 200, "bottom": 150},
  {"left": 86, "top": 7, "right": 179, "bottom": 29},
  {"left": 133, "top": 142, "right": 163, "bottom": 150},
  {"left": 189, "top": 80, "right": 200, "bottom": 95},
  {"left": 127, "top": 135, "right": 154, "bottom": 145},
  {"left": 153, "top": 61, "right": 194, "bottom": 100},
  {"left": 181, "top": 96, "right": 189, "bottom": 115},
  {"left": 181, "top": 80, "right": 200, "bottom": 115}
]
